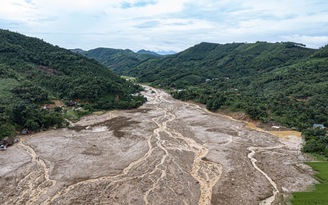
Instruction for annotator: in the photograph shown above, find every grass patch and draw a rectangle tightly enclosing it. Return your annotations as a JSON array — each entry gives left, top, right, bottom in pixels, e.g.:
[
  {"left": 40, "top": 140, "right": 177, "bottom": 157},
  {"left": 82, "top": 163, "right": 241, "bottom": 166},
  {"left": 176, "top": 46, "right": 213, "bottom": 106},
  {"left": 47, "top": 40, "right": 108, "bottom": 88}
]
[
  {"left": 64, "top": 110, "right": 80, "bottom": 122},
  {"left": 140, "top": 82, "right": 153, "bottom": 86},
  {"left": 309, "top": 153, "right": 328, "bottom": 161},
  {"left": 64, "top": 108, "right": 92, "bottom": 122},
  {"left": 292, "top": 162, "right": 328, "bottom": 205},
  {"left": 121, "top": 76, "right": 137, "bottom": 82},
  {"left": 308, "top": 162, "right": 328, "bottom": 183},
  {"left": 92, "top": 110, "right": 106, "bottom": 115}
]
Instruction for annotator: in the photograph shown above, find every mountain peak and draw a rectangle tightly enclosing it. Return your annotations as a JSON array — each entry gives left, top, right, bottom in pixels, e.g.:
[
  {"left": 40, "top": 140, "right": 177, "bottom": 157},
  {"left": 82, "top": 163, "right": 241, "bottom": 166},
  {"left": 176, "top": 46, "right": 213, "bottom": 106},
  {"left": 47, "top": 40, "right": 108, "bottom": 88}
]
[{"left": 137, "top": 49, "right": 160, "bottom": 56}]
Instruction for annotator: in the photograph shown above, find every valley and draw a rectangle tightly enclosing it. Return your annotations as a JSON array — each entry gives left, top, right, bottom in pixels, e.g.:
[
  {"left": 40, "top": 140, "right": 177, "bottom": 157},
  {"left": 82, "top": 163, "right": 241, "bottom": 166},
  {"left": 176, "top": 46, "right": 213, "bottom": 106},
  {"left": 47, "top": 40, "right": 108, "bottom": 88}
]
[{"left": 0, "top": 86, "right": 316, "bottom": 205}]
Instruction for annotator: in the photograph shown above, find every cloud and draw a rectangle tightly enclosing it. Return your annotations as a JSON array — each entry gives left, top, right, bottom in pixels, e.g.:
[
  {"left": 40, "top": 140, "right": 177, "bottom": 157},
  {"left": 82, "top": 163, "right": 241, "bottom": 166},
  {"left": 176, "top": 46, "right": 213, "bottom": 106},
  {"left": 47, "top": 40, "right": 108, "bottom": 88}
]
[
  {"left": 120, "top": 0, "right": 157, "bottom": 9},
  {"left": 0, "top": 0, "right": 328, "bottom": 51},
  {"left": 135, "top": 21, "right": 160, "bottom": 28}
]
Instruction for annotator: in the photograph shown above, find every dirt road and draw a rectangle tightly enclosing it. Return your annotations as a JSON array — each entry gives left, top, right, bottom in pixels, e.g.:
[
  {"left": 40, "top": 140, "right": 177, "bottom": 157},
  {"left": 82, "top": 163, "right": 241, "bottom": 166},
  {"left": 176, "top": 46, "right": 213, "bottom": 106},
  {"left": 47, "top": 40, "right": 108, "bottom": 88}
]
[{"left": 0, "top": 87, "right": 316, "bottom": 205}]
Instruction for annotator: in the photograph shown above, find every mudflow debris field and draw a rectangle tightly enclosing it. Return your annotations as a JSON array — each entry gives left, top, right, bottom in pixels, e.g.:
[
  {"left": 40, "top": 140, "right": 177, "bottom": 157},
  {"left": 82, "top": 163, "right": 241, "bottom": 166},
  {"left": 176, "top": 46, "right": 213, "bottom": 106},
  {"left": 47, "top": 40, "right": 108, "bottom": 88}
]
[{"left": 0, "top": 87, "right": 316, "bottom": 205}]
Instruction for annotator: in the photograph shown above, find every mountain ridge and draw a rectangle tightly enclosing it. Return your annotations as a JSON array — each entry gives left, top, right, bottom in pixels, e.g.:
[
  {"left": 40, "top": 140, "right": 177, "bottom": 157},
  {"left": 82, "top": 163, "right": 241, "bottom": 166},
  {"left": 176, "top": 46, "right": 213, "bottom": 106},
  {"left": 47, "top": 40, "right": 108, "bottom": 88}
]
[
  {"left": 0, "top": 29, "right": 145, "bottom": 139},
  {"left": 114, "top": 41, "right": 327, "bottom": 131},
  {"left": 136, "top": 49, "right": 160, "bottom": 56},
  {"left": 71, "top": 47, "right": 162, "bottom": 74}
]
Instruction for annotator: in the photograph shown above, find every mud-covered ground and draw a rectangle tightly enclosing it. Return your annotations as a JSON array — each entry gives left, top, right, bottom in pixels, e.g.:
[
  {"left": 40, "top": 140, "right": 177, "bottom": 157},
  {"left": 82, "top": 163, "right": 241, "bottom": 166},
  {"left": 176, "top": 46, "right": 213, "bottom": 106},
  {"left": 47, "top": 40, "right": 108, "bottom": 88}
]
[{"left": 0, "top": 87, "right": 316, "bottom": 205}]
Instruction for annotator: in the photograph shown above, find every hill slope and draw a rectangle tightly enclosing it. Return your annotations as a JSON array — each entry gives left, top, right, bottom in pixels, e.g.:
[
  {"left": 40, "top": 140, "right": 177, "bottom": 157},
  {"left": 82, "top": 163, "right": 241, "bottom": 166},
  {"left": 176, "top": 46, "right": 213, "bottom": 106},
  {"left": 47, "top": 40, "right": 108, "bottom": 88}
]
[
  {"left": 124, "top": 42, "right": 327, "bottom": 131},
  {"left": 0, "top": 29, "right": 145, "bottom": 139},
  {"left": 73, "top": 47, "right": 161, "bottom": 74}
]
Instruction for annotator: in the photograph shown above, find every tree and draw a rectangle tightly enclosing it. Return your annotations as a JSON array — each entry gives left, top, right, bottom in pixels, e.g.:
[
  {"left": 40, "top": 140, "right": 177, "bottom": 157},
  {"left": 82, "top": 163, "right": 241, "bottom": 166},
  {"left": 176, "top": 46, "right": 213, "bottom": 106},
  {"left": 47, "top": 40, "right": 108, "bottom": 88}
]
[{"left": 246, "top": 106, "right": 268, "bottom": 121}]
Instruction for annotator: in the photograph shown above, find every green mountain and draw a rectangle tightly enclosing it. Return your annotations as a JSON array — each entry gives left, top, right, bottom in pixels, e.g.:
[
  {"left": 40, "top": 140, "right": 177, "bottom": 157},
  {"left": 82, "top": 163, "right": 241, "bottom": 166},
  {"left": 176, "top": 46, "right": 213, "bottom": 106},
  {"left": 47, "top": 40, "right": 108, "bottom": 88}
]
[
  {"left": 72, "top": 47, "right": 161, "bottom": 74},
  {"left": 0, "top": 29, "right": 145, "bottom": 139},
  {"left": 123, "top": 41, "right": 327, "bottom": 131},
  {"left": 136, "top": 49, "right": 160, "bottom": 56}
]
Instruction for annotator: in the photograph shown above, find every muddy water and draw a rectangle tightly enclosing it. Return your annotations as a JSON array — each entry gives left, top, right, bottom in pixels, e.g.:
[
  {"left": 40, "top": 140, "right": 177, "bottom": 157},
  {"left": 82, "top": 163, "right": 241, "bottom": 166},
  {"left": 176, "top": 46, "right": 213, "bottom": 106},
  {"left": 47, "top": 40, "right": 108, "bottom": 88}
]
[{"left": 0, "top": 86, "right": 316, "bottom": 205}]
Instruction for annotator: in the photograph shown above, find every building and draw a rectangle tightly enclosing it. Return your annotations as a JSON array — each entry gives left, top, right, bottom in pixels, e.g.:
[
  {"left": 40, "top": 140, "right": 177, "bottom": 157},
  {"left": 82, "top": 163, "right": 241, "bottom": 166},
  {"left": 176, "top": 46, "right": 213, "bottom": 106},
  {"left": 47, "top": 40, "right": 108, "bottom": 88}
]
[{"left": 313, "top": 124, "right": 326, "bottom": 129}]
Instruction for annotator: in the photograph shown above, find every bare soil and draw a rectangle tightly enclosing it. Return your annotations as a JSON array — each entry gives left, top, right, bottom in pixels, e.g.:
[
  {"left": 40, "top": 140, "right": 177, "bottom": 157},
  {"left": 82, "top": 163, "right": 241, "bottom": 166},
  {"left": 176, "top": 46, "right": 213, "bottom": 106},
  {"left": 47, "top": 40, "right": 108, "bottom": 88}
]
[{"left": 0, "top": 86, "right": 316, "bottom": 205}]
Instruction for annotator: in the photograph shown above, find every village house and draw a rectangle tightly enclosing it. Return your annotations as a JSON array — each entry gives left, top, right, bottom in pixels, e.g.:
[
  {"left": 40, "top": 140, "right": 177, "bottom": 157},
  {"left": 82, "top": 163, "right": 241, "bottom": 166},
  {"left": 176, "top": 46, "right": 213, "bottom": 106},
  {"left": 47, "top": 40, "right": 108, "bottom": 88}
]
[{"left": 313, "top": 124, "right": 326, "bottom": 129}]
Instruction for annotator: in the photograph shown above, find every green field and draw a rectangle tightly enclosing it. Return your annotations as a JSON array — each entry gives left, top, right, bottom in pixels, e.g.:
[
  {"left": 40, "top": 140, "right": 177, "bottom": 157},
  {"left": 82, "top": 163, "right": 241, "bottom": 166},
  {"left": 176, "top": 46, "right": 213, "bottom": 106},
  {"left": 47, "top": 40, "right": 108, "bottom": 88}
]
[
  {"left": 292, "top": 162, "right": 328, "bottom": 205},
  {"left": 121, "top": 76, "right": 137, "bottom": 82}
]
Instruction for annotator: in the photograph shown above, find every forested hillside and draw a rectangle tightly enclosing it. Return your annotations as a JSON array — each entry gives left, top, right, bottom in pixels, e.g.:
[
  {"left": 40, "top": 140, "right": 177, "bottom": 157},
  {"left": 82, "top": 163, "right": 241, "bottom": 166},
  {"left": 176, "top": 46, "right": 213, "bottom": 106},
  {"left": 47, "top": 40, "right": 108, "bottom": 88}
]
[
  {"left": 0, "top": 29, "right": 145, "bottom": 139},
  {"left": 72, "top": 47, "right": 160, "bottom": 74},
  {"left": 122, "top": 42, "right": 328, "bottom": 130}
]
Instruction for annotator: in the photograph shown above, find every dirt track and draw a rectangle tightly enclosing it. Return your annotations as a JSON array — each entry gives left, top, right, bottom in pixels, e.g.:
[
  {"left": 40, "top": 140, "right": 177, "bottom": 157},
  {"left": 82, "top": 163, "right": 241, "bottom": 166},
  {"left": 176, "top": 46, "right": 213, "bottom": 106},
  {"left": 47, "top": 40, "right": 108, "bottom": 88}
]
[{"left": 0, "top": 86, "right": 316, "bottom": 205}]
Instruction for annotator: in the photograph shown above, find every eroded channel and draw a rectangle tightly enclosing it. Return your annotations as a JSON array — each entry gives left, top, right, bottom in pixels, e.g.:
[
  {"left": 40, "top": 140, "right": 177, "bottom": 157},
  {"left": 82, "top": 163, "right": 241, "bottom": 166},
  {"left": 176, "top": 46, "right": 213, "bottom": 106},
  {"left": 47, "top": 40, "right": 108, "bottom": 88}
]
[{"left": 0, "top": 86, "right": 316, "bottom": 205}]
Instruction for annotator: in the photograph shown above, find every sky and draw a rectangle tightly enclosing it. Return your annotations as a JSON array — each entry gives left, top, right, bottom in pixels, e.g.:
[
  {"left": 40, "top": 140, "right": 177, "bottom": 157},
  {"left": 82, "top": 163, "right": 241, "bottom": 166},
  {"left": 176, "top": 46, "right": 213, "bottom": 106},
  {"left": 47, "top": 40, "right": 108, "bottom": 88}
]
[{"left": 1, "top": 0, "right": 328, "bottom": 53}]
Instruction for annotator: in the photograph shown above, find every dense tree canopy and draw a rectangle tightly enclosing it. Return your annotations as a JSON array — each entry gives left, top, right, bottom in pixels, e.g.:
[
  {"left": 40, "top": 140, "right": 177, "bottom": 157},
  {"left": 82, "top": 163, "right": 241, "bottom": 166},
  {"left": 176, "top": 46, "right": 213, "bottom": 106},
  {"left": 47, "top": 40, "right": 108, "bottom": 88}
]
[
  {"left": 72, "top": 47, "right": 161, "bottom": 74},
  {"left": 0, "top": 29, "right": 146, "bottom": 140}
]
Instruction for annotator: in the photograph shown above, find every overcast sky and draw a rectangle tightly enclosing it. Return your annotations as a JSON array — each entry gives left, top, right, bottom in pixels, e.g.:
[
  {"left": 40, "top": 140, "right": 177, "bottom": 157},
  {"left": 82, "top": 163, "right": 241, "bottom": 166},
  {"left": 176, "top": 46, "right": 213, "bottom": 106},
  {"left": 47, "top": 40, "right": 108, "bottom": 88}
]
[{"left": 1, "top": 0, "right": 328, "bottom": 52}]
